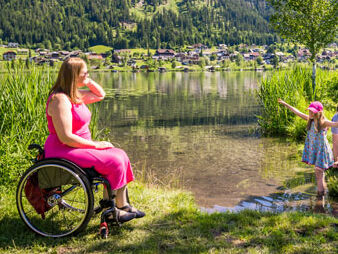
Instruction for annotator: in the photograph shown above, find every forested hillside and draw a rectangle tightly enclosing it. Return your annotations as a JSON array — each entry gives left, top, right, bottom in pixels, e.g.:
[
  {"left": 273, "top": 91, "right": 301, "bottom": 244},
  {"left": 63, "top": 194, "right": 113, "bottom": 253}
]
[{"left": 0, "top": 0, "right": 277, "bottom": 50}]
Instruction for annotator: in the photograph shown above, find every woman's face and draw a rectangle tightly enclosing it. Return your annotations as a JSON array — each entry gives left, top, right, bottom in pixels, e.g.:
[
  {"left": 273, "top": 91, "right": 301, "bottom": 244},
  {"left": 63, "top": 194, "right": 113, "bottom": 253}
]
[{"left": 77, "top": 65, "right": 88, "bottom": 85}]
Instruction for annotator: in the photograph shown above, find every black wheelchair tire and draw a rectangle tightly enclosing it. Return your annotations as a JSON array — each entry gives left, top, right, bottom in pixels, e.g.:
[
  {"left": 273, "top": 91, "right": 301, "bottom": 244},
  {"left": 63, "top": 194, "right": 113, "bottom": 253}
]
[{"left": 16, "top": 159, "right": 94, "bottom": 238}]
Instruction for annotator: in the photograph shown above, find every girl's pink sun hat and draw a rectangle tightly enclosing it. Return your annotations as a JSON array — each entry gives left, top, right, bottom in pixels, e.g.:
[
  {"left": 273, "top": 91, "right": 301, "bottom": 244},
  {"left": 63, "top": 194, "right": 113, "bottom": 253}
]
[{"left": 307, "top": 101, "right": 323, "bottom": 113}]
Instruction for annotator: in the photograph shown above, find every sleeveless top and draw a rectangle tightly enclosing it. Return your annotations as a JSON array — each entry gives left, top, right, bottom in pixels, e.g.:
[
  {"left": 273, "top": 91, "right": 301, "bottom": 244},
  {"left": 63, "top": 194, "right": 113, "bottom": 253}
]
[{"left": 46, "top": 94, "right": 92, "bottom": 141}]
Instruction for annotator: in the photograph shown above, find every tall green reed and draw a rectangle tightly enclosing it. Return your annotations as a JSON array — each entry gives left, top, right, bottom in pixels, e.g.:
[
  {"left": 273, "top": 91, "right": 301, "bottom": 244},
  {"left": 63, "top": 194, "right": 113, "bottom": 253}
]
[
  {"left": 0, "top": 63, "right": 99, "bottom": 187},
  {"left": 0, "top": 64, "right": 54, "bottom": 186},
  {"left": 257, "top": 66, "right": 338, "bottom": 140}
]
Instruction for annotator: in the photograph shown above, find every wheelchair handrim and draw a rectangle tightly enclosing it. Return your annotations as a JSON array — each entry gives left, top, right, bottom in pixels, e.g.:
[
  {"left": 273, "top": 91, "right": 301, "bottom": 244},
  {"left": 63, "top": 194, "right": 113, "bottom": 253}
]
[{"left": 17, "top": 164, "right": 91, "bottom": 238}]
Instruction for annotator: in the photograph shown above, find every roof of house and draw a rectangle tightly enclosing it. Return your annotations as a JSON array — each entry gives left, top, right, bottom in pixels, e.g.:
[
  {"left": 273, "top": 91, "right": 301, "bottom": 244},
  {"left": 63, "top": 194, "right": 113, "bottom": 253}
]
[
  {"left": 156, "top": 49, "right": 176, "bottom": 54},
  {"left": 3, "top": 51, "right": 16, "bottom": 55}
]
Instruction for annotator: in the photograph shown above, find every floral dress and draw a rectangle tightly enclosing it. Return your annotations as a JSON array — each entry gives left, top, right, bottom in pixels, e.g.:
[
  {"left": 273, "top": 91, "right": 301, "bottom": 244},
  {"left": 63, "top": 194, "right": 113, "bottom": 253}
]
[{"left": 302, "top": 121, "right": 334, "bottom": 170}]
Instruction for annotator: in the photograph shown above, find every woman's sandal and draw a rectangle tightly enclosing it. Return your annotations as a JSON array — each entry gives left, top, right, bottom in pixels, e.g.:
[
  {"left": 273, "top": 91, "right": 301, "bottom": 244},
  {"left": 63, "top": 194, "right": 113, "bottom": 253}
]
[
  {"left": 115, "top": 208, "right": 136, "bottom": 223},
  {"left": 118, "top": 204, "right": 145, "bottom": 218},
  {"left": 105, "top": 208, "right": 136, "bottom": 223}
]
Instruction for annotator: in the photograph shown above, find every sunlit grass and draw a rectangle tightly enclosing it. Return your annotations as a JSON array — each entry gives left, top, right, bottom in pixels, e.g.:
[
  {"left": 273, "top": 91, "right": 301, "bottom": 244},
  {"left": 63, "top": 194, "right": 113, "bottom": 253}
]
[{"left": 0, "top": 183, "right": 337, "bottom": 253}]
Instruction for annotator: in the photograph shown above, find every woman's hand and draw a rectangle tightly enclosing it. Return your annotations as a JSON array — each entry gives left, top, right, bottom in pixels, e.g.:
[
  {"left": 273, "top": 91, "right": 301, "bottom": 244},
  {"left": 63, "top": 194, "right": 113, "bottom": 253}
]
[
  {"left": 94, "top": 141, "right": 114, "bottom": 150},
  {"left": 78, "top": 78, "right": 92, "bottom": 88}
]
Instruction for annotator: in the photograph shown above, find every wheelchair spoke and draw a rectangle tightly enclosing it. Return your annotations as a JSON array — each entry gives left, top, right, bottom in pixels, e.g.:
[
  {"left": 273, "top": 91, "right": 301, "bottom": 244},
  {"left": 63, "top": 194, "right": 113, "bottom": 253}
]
[{"left": 17, "top": 160, "right": 94, "bottom": 237}]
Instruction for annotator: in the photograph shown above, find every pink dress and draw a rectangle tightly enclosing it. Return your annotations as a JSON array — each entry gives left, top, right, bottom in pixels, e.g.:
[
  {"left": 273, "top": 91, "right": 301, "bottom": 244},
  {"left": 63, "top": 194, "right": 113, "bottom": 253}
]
[{"left": 44, "top": 94, "right": 134, "bottom": 190}]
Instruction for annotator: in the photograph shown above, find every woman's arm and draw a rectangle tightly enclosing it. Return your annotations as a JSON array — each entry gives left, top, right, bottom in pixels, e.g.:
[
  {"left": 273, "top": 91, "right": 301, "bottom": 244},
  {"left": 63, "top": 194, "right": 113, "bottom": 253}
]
[
  {"left": 78, "top": 78, "right": 106, "bottom": 104},
  {"left": 323, "top": 120, "right": 338, "bottom": 128},
  {"left": 48, "top": 93, "right": 113, "bottom": 149},
  {"left": 278, "top": 99, "right": 309, "bottom": 120}
]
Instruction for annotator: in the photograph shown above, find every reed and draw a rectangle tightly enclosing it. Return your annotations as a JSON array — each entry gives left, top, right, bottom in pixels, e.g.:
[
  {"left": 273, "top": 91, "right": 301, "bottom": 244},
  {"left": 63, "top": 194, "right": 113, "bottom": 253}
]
[
  {"left": 257, "top": 66, "right": 338, "bottom": 140},
  {"left": 0, "top": 63, "right": 99, "bottom": 186}
]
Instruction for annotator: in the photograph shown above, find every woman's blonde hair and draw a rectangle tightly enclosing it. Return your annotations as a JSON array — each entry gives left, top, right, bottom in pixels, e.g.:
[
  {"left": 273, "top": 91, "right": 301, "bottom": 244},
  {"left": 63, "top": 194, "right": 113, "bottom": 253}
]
[
  {"left": 49, "top": 57, "right": 85, "bottom": 103},
  {"left": 307, "top": 111, "right": 326, "bottom": 132}
]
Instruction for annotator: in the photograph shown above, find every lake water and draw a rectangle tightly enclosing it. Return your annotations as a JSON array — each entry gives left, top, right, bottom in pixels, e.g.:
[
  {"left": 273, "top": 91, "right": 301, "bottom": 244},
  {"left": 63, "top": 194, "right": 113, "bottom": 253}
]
[{"left": 92, "top": 71, "right": 337, "bottom": 215}]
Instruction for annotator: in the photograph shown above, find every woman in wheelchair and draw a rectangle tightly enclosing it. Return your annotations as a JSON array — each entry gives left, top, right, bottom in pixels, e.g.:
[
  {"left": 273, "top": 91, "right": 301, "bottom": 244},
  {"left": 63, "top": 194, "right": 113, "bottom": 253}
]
[{"left": 44, "top": 57, "right": 145, "bottom": 223}]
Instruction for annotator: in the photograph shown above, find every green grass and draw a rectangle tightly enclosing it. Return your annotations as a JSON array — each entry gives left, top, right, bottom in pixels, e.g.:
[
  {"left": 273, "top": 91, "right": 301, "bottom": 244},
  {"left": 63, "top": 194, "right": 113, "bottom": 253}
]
[
  {"left": 89, "top": 45, "right": 113, "bottom": 54},
  {"left": 0, "top": 183, "right": 337, "bottom": 253}
]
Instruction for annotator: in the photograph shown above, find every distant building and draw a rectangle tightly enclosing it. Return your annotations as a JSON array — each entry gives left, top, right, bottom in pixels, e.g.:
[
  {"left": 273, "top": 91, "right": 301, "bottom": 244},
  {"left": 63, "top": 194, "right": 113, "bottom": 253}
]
[
  {"left": 88, "top": 54, "right": 103, "bottom": 60},
  {"left": 8, "top": 42, "right": 19, "bottom": 48},
  {"left": 153, "top": 49, "right": 176, "bottom": 60},
  {"left": 192, "top": 43, "right": 208, "bottom": 50},
  {"left": 3, "top": 51, "right": 17, "bottom": 60},
  {"left": 17, "top": 49, "right": 29, "bottom": 55}
]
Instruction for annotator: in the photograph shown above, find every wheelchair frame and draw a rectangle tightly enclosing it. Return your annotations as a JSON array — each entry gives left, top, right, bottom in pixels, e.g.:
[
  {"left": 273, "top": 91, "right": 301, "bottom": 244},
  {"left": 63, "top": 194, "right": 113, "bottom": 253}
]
[{"left": 16, "top": 144, "right": 124, "bottom": 238}]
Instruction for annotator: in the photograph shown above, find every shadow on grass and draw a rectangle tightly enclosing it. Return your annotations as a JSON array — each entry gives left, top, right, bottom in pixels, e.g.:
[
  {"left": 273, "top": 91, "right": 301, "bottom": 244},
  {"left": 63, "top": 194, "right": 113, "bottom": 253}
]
[
  {"left": 1, "top": 205, "right": 337, "bottom": 253},
  {"left": 82, "top": 209, "right": 337, "bottom": 254}
]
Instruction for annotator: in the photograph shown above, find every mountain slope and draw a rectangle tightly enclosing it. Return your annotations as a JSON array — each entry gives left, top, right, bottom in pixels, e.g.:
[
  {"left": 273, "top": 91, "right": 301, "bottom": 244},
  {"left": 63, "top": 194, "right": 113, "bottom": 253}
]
[{"left": 0, "top": 0, "right": 276, "bottom": 50}]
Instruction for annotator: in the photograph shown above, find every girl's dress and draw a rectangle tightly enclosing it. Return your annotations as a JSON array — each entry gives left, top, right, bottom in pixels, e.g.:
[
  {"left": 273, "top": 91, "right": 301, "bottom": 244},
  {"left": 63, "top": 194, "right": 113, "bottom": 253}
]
[
  {"left": 44, "top": 94, "right": 134, "bottom": 190},
  {"left": 302, "top": 121, "right": 334, "bottom": 170}
]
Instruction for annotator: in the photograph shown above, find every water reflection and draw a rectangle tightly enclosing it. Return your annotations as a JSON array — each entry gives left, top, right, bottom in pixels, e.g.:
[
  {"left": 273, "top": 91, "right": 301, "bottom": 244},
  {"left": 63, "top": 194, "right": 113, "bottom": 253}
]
[
  {"left": 201, "top": 192, "right": 336, "bottom": 216},
  {"left": 92, "top": 71, "right": 336, "bottom": 214}
]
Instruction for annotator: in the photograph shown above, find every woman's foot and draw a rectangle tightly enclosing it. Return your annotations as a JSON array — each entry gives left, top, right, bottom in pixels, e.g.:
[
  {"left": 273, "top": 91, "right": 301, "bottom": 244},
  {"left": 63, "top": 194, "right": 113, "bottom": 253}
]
[
  {"left": 114, "top": 208, "right": 136, "bottom": 223},
  {"left": 117, "top": 204, "right": 145, "bottom": 218}
]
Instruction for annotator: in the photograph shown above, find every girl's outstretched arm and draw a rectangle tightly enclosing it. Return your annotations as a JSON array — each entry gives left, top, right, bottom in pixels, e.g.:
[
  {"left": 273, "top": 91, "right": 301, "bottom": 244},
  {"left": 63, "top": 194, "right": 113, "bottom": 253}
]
[{"left": 278, "top": 99, "right": 309, "bottom": 120}]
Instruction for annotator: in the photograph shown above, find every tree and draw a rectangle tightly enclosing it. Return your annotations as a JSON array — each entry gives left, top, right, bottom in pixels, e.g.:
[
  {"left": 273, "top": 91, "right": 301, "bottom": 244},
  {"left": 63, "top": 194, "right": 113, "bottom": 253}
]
[
  {"left": 272, "top": 54, "right": 279, "bottom": 68},
  {"left": 266, "top": 0, "right": 338, "bottom": 98},
  {"left": 256, "top": 56, "right": 263, "bottom": 65}
]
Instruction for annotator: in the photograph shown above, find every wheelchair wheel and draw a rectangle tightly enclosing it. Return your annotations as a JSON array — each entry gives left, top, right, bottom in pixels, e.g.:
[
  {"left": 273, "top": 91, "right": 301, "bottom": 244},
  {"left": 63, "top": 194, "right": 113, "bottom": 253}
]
[{"left": 16, "top": 159, "right": 94, "bottom": 238}]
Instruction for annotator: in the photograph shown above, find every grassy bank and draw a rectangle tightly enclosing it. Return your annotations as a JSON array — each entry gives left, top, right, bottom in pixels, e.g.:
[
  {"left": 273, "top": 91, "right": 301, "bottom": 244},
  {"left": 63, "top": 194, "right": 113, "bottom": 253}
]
[{"left": 0, "top": 184, "right": 337, "bottom": 254}]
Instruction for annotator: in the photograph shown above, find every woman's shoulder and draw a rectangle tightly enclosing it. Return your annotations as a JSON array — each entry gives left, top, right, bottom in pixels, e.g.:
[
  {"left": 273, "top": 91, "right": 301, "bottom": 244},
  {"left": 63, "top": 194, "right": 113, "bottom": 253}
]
[{"left": 49, "top": 93, "right": 72, "bottom": 107}]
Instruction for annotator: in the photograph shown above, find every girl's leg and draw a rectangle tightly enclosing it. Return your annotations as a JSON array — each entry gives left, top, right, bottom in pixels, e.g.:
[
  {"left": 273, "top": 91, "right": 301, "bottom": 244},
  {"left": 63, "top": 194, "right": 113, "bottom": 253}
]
[{"left": 315, "top": 167, "right": 326, "bottom": 195}]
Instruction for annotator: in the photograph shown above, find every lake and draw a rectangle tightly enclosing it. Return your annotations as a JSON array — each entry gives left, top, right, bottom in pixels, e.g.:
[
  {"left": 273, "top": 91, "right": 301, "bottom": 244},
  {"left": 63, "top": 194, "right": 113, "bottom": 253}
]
[{"left": 92, "top": 71, "right": 336, "bottom": 214}]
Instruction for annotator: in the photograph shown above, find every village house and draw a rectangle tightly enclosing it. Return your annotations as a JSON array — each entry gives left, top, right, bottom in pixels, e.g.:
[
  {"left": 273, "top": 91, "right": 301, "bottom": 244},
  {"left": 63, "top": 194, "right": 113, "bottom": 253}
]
[
  {"left": 192, "top": 43, "right": 208, "bottom": 50},
  {"left": 153, "top": 49, "right": 176, "bottom": 60},
  {"left": 8, "top": 42, "right": 19, "bottom": 48},
  {"left": 3, "top": 51, "right": 17, "bottom": 60},
  {"left": 114, "top": 49, "right": 131, "bottom": 54},
  {"left": 297, "top": 48, "right": 311, "bottom": 61},
  {"left": 17, "top": 49, "right": 29, "bottom": 55},
  {"left": 249, "top": 52, "right": 260, "bottom": 60},
  {"left": 218, "top": 44, "right": 227, "bottom": 49},
  {"left": 88, "top": 54, "right": 103, "bottom": 60},
  {"left": 49, "top": 51, "right": 60, "bottom": 60}
]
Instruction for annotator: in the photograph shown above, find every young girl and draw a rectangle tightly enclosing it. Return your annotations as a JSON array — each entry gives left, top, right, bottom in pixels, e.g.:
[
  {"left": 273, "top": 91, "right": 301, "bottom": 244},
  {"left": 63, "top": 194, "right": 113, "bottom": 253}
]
[{"left": 278, "top": 99, "right": 338, "bottom": 197}]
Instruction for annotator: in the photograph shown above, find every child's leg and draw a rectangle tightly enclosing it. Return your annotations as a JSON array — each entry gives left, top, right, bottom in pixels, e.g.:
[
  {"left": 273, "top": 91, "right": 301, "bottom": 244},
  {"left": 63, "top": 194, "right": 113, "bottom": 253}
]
[{"left": 314, "top": 167, "right": 326, "bottom": 195}]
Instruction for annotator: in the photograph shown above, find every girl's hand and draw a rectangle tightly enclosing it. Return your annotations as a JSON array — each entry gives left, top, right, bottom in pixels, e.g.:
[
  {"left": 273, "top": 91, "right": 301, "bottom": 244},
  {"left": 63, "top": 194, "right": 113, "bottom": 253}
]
[
  {"left": 94, "top": 141, "right": 114, "bottom": 150},
  {"left": 278, "top": 98, "right": 285, "bottom": 105}
]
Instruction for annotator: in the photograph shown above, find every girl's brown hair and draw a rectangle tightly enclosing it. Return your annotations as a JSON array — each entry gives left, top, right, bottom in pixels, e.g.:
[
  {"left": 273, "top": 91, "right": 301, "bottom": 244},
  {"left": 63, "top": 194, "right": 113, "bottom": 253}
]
[
  {"left": 307, "top": 111, "right": 326, "bottom": 132},
  {"left": 49, "top": 57, "right": 85, "bottom": 103}
]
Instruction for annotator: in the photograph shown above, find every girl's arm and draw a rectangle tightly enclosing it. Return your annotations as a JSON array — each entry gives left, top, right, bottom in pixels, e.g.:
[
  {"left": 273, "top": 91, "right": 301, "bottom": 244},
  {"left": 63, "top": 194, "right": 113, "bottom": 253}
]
[
  {"left": 78, "top": 78, "right": 106, "bottom": 104},
  {"left": 277, "top": 99, "right": 309, "bottom": 120},
  {"left": 48, "top": 93, "right": 113, "bottom": 149}
]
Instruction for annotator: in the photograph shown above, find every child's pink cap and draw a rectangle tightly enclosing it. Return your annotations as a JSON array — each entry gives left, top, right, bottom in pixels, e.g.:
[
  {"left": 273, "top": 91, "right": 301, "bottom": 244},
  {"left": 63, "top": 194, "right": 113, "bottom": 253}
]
[{"left": 307, "top": 101, "right": 323, "bottom": 113}]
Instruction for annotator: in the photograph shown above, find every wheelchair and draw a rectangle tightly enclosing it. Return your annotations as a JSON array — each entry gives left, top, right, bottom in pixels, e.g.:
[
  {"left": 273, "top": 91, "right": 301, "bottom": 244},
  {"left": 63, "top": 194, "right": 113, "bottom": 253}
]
[{"left": 16, "top": 144, "right": 128, "bottom": 239}]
